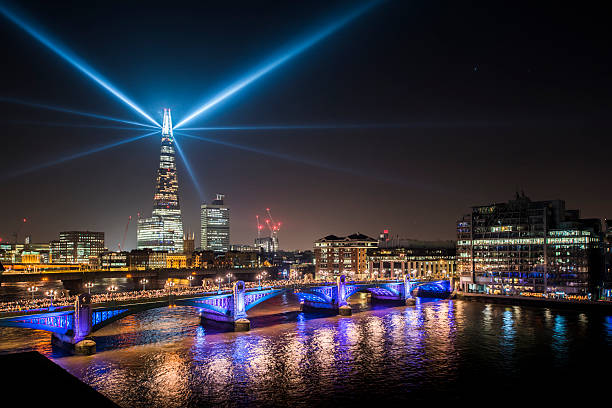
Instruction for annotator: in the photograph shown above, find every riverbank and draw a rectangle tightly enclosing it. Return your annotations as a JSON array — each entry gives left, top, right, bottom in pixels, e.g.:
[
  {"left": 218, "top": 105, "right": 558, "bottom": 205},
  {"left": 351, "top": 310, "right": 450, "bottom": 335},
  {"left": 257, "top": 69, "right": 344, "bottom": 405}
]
[
  {"left": 457, "top": 292, "right": 612, "bottom": 312},
  {"left": 0, "top": 351, "right": 117, "bottom": 406}
]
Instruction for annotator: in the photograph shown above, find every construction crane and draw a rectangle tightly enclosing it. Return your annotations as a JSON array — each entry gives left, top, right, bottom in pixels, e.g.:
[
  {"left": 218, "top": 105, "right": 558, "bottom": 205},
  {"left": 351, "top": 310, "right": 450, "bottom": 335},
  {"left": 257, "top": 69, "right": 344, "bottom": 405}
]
[
  {"left": 118, "top": 215, "right": 132, "bottom": 252},
  {"left": 265, "top": 208, "right": 281, "bottom": 235}
]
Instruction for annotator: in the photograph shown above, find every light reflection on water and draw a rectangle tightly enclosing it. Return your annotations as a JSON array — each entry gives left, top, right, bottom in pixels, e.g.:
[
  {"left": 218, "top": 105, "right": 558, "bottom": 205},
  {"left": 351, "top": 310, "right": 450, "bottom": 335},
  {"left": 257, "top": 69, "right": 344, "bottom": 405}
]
[{"left": 1, "top": 294, "right": 611, "bottom": 406}]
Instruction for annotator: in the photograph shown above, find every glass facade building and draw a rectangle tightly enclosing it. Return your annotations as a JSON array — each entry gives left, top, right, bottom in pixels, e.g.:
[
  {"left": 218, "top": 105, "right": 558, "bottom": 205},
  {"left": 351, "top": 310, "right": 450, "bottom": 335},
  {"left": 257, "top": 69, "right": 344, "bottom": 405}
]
[
  {"left": 137, "top": 109, "right": 184, "bottom": 253},
  {"left": 200, "top": 194, "right": 230, "bottom": 253},
  {"left": 50, "top": 231, "right": 105, "bottom": 264},
  {"left": 457, "top": 194, "right": 603, "bottom": 298}
]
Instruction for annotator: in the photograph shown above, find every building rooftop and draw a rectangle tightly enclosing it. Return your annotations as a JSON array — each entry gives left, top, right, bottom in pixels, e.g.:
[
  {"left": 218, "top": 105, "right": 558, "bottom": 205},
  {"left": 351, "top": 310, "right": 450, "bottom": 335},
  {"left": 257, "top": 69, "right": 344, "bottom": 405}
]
[{"left": 316, "top": 233, "right": 377, "bottom": 242}]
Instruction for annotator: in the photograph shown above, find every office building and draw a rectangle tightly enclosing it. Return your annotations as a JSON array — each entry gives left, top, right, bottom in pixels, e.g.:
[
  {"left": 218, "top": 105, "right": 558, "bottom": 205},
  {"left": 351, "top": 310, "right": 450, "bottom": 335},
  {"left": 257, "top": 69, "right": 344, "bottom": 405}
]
[
  {"left": 200, "top": 194, "right": 230, "bottom": 252},
  {"left": 50, "top": 231, "right": 105, "bottom": 264},
  {"left": 128, "top": 249, "right": 167, "bottom": 270},
  {"left": 137, "top": 109, "right": 184, "bottom": 252},
  {"left": 368, "top": 238, "right": 456, "bottom": 279},
  {"left": 457, "top": 193, "right": 603, "bottom": 298}
]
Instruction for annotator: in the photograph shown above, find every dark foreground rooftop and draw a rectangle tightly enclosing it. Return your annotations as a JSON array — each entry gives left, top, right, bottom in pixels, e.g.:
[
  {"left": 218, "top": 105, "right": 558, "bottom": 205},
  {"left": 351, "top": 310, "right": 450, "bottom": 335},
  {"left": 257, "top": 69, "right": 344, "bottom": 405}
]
[{"left": 0, "top": 351, "right": 117, "bottom": 407}]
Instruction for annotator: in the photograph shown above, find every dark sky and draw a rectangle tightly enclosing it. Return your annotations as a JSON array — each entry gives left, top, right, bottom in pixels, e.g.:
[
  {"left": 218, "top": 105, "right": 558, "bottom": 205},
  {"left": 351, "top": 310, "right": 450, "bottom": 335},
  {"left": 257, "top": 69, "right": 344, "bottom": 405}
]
[{"left": 1, "top": 0, "right": 610, "bottom": 250}]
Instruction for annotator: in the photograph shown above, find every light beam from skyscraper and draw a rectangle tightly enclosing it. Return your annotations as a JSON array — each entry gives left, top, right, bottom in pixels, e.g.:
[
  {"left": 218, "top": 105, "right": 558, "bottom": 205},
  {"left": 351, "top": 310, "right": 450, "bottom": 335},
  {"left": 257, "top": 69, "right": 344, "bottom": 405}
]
[
  {"left": 173, "top": 0, "right": 383, "bottom": 129},
  {"left": 173, "top": 136, "right": 204, "bottom": 201},
  {"left": 174, "top": 131, "right": 439, "bottom": 192},
  {"left": 3, "top": 130, "right": 159, "bottom": 180},
  {"left": 0, "top": 5, "right": 160, "bottom": 128},
  {"left": 0, "top": 97, "right": 157, "bottom": 129}
]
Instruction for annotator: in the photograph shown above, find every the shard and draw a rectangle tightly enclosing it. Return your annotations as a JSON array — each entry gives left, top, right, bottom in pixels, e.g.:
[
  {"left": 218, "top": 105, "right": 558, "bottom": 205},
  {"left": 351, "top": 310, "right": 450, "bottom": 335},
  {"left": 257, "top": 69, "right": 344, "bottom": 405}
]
[{"left": 137, "top": 109, "right": 184, "bottom": 252}]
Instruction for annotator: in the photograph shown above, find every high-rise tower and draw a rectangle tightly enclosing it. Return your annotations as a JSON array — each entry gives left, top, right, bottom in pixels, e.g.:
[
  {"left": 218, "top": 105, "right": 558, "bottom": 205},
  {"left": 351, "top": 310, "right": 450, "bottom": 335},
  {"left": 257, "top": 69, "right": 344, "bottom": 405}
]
[
  {"left": 200, "top": 193, "right": 230, "bottom": 252},
  {"left": 137, "top": 109, "right": 184, "bottom": 252}
]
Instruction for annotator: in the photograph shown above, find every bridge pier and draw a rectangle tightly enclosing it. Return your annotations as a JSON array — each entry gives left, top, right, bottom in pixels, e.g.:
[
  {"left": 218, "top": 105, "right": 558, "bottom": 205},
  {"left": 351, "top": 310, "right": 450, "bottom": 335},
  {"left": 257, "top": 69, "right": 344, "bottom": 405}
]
[
  {"left": 51, "top": 293, "right": 96, "bottom": 355},
  {"left": 338, "top": 305, "right": 352, "bottom": 316},
  {"left": 198, "top": 281, "right": 251, "bottom": 331},
  {"left": 298, "top": 275, "right": 354, "bottom": 315}
]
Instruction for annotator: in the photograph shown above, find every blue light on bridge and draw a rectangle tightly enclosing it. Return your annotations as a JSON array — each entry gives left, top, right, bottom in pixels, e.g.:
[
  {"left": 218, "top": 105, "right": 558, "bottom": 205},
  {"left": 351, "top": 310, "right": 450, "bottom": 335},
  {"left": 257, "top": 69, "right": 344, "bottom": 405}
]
[{"left": 92, "top": 309, "right": 129, "bottom": 327}]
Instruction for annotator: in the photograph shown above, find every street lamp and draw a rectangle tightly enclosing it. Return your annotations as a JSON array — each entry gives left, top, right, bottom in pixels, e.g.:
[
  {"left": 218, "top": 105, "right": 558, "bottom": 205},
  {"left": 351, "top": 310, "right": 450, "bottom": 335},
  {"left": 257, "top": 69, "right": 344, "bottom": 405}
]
[
  {"left": 215, "top": 277, "right": 222, "bottom": 293},
  {"left": 45, "top": 290, "right": 56, "bottom": 307},
  {"left": 256, "top": 274, "right": 262, "bottom": 289},
  {"left": 167, "top": 281, "right": 175, "bottom": 294},
  {"left": 107, "top": 285, "right": 118, "bottom": 300},
  {"left": 140, "top": 278, "right": 148, "bottom": 291},
  {"left": 226, "top": 273, "right": 233, "bottom": 285},
  {"left": 84, "top": 282, "right": 94, "bottom": 294},
  {"left": 27, "top": 285, "right": 38, "bottom": 300},
  {"left": 187, "top": 275, "right": 195, "bottom": 287}
]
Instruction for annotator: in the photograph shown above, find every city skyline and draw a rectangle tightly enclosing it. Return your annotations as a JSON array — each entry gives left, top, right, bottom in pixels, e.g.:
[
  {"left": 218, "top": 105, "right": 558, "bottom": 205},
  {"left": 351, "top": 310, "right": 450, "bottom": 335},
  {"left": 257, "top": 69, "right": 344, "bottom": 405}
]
[{"left": 1, "top": 0, "right": 610, "bottom": 250}]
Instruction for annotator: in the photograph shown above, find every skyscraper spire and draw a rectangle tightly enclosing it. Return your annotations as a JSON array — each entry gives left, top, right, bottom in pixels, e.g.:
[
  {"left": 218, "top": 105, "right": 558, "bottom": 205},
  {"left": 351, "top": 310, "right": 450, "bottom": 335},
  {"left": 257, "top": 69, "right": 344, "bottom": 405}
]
[
  {"left": 136, "top": 108, "right": 184, "bottom": 252},
  {"left": 162, "top": 108, "right": 173, "bottom": 139}
]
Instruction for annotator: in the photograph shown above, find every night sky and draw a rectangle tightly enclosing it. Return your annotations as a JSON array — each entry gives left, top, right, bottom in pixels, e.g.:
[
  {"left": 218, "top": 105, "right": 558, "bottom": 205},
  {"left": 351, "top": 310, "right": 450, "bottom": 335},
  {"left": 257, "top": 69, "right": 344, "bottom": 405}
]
[{"left": 1, "top": 0, "right": 610, "bottom": 250}]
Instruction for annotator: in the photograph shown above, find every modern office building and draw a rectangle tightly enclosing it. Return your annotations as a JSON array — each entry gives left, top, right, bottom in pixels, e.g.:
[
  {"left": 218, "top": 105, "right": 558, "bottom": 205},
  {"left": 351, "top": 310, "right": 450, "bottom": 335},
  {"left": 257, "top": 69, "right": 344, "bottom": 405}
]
[
  {"left": 137, "top": 109, "right": 184, "bottom": 252},
  {"left": 457, "top": 193, "right": 603, "bottom": 298},
  {"left": 200, "top": 194, "right": 230, "bottom": 253},
  {"left": 602, "top": 219, "right": 612, "bottom": 299},
  {"left": 50, "top": 231, "right": 105, "bottom": 264},
  {"left": 99, "top": 251, "right": 129, "bottom": 270},
  {"left": 314, "top": 233, "right": 378, "bottom": 279}
]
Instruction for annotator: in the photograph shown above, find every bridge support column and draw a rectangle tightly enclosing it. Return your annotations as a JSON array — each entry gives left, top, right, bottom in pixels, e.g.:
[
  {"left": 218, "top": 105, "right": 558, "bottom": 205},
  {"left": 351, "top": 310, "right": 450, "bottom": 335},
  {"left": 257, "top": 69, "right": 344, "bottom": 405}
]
[
  {"left": 336, "top": 275, "right": 352, "bottom": 316},
  {"left": 404, "top": 275, "right": 416, "bottom": 306},
  {"left": 199, "top": 281, "right": 251, "bottom": 331},
  {"left": 51, "top": 294, "right": 96, "bottom": 355}
]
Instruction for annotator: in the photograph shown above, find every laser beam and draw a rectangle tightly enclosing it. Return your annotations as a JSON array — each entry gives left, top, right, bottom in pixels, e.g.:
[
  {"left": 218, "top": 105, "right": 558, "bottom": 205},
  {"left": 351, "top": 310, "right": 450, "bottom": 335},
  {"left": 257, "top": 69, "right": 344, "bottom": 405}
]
[
  {"left": 175, "top": 131, "right": 436, "bottom": 191},
  {"left": 3, "top": 130, "right": 159, "bottom": 180},
  {"left": 173, "top": 136, "right": 204, "bottom": 200},
  {"left": 0, "top": 6, "right": 160, "bottom": 127},
  {"left": 178, "top": 121, "right": 516, "bottom": 132},
  {"left": 0, "top": 97, "right": 157, "bottom": 129},
  {"left": 7, "top": 119, "right": 153, "bottom": 132},
  {"left": 174, "top": 0, "right": 382, "bottom": 129}
]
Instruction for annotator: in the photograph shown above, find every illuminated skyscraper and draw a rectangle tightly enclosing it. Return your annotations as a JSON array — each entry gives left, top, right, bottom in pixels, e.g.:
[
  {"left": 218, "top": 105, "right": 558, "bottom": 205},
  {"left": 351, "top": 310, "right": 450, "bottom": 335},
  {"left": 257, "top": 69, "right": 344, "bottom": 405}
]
[
  {"left": 200, "top": 194, "right": 230, "bottom": 252},
  {"left": 137, "top": 109, "right": 184, "bottom": 252}
]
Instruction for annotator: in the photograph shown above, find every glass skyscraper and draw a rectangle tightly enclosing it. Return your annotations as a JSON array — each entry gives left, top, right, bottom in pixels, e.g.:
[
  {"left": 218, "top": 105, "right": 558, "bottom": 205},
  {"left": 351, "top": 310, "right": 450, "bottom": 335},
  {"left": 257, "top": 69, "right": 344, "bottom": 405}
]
[
  {"left": 200, "top": 194, "right": 230, "bottom": 252},
  {"left": 137, "top": 109, "right": 184, "bottom": 253}
]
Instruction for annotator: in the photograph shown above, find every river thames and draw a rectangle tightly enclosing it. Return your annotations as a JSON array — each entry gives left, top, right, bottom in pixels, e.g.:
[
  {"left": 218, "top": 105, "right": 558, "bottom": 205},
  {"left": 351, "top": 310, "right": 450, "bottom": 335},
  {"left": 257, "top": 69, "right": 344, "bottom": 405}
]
[{"left": 1, "top": 288, "right": 611, "bottom": 406}]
